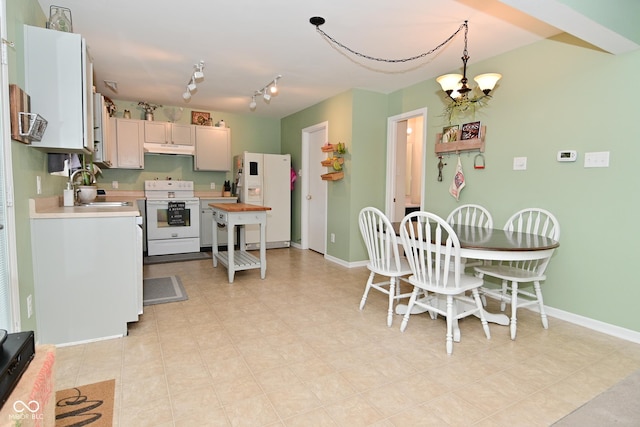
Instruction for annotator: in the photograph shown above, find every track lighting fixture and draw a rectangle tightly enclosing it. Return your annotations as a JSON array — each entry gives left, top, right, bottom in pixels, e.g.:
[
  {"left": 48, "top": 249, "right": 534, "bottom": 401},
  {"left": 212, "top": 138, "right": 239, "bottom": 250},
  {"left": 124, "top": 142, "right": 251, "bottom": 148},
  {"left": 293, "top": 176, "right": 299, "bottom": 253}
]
[
  {"left": 248, "top": 75, "right": 282, "bottom": 111},
  {"left": 181, "top": 60, "right": 205, "bottom": 101}
]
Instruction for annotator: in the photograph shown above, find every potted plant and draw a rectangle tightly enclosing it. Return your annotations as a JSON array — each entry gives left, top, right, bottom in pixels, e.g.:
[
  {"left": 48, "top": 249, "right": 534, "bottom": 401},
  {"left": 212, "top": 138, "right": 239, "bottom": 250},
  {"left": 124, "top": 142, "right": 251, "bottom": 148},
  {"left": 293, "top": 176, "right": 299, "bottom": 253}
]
[{"left": 71, "top": 155, "right": 102, "bottom": 203}]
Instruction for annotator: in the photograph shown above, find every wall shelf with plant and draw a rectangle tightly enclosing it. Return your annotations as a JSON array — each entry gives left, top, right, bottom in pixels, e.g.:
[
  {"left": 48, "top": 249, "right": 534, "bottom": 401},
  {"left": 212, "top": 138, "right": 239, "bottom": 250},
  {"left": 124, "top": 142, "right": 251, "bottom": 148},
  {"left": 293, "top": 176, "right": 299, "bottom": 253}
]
[{"left": 320, "top": 142, "right": 346, "bottom": 181}]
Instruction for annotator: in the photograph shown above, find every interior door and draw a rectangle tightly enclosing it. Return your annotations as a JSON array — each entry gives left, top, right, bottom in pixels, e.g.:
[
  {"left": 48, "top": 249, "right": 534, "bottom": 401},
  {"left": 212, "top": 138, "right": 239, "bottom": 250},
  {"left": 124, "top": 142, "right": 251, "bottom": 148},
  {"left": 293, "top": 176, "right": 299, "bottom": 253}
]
[{"left": 305, "top": 125, "right": 328, "bottom": 254}]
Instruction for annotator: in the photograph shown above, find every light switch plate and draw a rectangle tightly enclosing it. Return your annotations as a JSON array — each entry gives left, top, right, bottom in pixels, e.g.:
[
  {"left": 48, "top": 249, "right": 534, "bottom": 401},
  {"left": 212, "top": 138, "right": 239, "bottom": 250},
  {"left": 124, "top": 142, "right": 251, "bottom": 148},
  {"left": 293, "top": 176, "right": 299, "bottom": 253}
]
[
  {"left": 513, "top": 157, "right": 527, "bottom": 171},
  {"left": 584, "top": 151, "right": 610, "bottom": 168}
]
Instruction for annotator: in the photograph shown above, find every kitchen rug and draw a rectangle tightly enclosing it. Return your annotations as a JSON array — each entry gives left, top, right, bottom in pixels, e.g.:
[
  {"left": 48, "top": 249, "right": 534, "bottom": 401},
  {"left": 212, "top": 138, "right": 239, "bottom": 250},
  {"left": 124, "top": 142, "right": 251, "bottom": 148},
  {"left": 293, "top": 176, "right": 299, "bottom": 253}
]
[
  {"left": 143, "top": 275, "right": 188, "bottom": 306},
  {"left": 55, "top": 379, "right": 115, "bottom": 427},
  {"left": 143, "top": 251, "right": 212, "bottom": 264}
]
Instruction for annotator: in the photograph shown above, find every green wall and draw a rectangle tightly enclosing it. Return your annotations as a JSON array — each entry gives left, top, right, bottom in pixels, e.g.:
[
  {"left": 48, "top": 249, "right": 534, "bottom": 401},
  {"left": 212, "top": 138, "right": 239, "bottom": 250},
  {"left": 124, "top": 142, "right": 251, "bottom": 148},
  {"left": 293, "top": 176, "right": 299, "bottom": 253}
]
[{"left": 282, "top": 33, "right": 640, "bottom": 332}]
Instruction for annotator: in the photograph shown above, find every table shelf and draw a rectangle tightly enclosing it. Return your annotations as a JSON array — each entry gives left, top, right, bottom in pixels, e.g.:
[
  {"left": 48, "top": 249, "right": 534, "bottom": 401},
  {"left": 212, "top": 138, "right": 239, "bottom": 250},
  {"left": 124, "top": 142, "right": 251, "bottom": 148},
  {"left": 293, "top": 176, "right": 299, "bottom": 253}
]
[{"left": 214, "top": 250, "right": 261, "bottom": 271}]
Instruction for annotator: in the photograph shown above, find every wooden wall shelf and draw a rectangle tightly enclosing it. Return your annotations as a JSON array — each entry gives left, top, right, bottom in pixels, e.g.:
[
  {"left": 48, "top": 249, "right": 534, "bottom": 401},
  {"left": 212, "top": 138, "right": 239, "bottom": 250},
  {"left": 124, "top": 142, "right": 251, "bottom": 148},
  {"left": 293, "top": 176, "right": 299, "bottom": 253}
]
[
  {"left": 321, "top": 171, "right": 344, "bottom": 181},
  {"left": 435, "top": 125, "right": 486, "bottom": 155}
]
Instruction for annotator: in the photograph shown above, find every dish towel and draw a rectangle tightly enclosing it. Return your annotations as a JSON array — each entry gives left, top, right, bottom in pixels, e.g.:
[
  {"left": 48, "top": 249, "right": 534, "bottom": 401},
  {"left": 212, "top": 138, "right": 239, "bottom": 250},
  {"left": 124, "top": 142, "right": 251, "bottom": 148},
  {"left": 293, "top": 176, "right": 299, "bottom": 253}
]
[{"left": 449, "top": 156, "right": 466, "bottom": 200}]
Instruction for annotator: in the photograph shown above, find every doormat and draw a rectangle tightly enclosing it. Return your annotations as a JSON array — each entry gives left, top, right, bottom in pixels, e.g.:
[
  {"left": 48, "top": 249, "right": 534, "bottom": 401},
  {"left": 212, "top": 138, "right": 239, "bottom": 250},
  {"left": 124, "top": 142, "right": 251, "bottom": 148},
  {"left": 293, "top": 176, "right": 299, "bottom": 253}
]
[
  {"left": 144, "top": 251, "right": 211, "bottom": 264},
  {"left": 143, "top": 275, "right": 188, "bottom": 306},
  {"left": 55, "top": 379, "right": 115, "bottom": 427}
]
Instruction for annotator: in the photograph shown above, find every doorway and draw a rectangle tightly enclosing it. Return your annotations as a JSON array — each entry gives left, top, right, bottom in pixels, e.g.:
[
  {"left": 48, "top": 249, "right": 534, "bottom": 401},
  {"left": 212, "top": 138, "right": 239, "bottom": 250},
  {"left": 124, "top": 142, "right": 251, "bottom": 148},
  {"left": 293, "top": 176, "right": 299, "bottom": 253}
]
[
  {"left": 301, "top": 122, "right": 329, "bottom": 254},
  {"left": 385, "top": 108, "right": 428, "bottom": 221}
]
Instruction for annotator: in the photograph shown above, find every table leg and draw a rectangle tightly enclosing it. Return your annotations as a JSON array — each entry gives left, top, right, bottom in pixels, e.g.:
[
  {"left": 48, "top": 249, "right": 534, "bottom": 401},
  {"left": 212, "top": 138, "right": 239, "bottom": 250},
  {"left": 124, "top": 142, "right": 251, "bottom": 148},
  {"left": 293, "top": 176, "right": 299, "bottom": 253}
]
[
  {"left": 260, "top": 219, "right": 267, "bottom": 279},
  {"left": 227, "top": 221, "right": 235, "bottom": 283},
  {"left": 212, "top": 218, "right": 219, "bottom": 268}
]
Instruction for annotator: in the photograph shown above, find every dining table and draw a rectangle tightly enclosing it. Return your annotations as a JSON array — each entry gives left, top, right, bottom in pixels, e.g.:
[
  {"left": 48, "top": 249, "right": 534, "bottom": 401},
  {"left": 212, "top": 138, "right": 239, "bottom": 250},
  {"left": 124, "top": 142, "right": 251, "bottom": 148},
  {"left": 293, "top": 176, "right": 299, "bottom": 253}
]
[{"left": 391, "top": 221, "right": 560, "bottom": 341}]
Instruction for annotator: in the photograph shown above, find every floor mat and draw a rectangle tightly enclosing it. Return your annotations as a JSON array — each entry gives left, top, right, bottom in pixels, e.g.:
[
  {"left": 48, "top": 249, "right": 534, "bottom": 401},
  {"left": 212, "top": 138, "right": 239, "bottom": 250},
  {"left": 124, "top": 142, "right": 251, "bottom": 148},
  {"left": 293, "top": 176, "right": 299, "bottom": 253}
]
[
  {"left": 55, "top": 379, "right": 115, "bottom": 426},
  {"left": 143, "top": 276, "right": 188, "bottom": 306}
]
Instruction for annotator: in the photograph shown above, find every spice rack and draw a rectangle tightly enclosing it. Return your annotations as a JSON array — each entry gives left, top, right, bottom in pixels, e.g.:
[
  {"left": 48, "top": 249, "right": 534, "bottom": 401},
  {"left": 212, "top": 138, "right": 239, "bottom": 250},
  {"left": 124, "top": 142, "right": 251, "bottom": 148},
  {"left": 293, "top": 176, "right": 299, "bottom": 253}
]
[
  {"left": 434, "top": 125, "right": 486, "bottom": 155},
  {"left": 320, "top": 143, "right": 345, "bottom": 181}
]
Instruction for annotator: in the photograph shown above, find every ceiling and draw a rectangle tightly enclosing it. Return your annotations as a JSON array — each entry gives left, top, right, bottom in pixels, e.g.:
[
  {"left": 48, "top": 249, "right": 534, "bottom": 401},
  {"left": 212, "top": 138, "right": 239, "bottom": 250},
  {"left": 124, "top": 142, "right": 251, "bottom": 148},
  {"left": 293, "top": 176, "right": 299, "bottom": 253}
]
[{"left": 36, "top": 0, "right": 639, "bottom": 119}]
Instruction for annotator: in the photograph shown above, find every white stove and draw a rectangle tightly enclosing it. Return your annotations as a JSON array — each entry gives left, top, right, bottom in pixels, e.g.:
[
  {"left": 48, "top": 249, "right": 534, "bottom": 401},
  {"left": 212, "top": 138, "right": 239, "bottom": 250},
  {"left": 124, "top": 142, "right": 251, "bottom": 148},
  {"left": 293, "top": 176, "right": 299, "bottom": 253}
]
[{"left": 144, "top": 180, "right": 200, "bottom": 256}]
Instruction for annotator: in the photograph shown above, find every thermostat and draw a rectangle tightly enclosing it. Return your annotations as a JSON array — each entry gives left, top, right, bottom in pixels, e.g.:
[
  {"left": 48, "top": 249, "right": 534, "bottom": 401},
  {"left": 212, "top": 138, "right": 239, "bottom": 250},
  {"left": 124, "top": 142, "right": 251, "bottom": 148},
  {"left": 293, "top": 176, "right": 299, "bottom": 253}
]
[{"left": 557, "top": 150, "right": 577, "bottom": 162}]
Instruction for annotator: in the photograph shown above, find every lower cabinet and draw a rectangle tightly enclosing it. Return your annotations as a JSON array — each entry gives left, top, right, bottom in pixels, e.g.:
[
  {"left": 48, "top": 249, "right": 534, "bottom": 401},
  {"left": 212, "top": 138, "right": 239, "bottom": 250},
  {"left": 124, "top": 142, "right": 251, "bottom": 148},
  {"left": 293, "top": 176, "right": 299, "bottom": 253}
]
[
  {"left": 31, "top": 215, "right": 142, "bottom": 345},
  {"left": 200, "top": 198, "right": 237, "bottom": 248}
]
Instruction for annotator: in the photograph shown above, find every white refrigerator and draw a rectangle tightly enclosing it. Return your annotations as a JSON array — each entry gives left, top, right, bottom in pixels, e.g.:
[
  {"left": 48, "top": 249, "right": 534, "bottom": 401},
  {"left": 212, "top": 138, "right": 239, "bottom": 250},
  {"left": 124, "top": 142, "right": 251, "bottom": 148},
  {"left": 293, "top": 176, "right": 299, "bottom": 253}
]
[{"left": 234, "top": 152, "right": 291, "bottom": 249}]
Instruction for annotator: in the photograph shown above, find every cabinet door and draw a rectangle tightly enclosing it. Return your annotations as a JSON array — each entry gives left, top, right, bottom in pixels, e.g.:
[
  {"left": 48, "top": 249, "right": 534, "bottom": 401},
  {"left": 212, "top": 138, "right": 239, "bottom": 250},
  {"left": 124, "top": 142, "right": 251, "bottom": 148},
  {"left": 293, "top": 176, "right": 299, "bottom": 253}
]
[
  {"left": 24, "top": 25, "right": 93, "bottom": 153},
  {"left": 171, "top": 123, "right": 194, "bottom": 146},
  {"left": 113, "top": 118, "right": 144, "bottom": 169},
  {"left": 194, "top": 127, "right": 230, "bottom": 171},
  {"left": 144, "top": 121, "right": 168, "bottom": 144}
]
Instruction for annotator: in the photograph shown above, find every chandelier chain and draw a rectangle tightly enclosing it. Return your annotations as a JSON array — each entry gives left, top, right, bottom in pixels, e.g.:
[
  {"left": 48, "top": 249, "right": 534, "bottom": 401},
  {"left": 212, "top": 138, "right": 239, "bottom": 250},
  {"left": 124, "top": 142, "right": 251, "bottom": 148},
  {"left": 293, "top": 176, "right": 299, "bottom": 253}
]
[{"left": 314, "top": 21, "right": 468, "bottom": 63}]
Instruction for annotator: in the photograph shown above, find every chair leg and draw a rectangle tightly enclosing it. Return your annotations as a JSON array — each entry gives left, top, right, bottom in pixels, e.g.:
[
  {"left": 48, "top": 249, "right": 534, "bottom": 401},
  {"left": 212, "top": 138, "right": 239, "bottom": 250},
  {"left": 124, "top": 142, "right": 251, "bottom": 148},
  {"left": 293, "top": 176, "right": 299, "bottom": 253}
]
[
  {"left": 400, "top": 287, "right": 419, "bottom": 333},
  {"left": 387, "top": 278, "right": 396, "bottom": 327},
  {"left": 510, "top": 281, "right": 519, "bottom": 340},
  {"left": 359, "top": 272, "right": 375, "bottom": 310},
  {"left": 533, "top": 281, "right": 549, "bottom": 329},
  {"left": 500, "top": 279, "right": 508, "bottom": 311},
  {"left": 445, "top": 295, "right": 454, "bottom": 355},
  {"left": 476, "top": 272, "right": 488, "bottom": 306},
  {"left": 472, "top": 289, "right": 491, "bottom": 340}
]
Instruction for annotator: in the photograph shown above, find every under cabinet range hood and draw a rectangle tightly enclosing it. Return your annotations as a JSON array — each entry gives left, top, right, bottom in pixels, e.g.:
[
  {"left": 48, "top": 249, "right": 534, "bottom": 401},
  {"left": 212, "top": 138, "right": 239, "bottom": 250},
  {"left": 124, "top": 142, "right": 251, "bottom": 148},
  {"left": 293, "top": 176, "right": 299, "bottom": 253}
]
[{"left": 143, "top": 143, "right": 195, "bottom": 156}]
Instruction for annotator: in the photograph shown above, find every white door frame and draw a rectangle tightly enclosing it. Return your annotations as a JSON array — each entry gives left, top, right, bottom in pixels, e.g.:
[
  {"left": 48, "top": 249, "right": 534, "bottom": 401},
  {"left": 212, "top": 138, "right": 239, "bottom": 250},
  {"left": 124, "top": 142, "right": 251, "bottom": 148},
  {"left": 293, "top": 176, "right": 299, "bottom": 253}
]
[
  {"left": 301, "top": 121, "right": 328, "bottom": 250},
  {"left": 0, "top": 0, "right": 21, "bottom": 331},
  {"left": 385, "top": 108, "right": 428, "bottom": 219}
]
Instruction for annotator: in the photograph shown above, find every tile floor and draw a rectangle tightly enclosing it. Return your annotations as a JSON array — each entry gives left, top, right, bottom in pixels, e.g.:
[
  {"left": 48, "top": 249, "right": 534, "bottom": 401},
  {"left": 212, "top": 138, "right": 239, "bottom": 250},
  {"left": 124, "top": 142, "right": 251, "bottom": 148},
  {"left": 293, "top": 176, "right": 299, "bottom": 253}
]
[{"left": 55, "top": 248, "right": 640, "bottom": 426}]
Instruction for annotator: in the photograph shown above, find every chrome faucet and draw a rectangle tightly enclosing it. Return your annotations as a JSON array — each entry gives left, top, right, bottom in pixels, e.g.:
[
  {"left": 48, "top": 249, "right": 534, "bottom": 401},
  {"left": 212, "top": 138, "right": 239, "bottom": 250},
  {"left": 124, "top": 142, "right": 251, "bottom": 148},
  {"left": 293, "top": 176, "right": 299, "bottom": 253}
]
[{"left": 69, "top": 167, "right": 96, "bottom": 186}]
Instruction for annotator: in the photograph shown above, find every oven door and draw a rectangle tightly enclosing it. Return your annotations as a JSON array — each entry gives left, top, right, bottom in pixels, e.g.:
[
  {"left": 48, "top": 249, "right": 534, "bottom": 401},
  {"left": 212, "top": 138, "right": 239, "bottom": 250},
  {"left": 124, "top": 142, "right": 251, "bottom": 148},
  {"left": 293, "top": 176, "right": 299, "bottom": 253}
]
[{"left": 146, "top": 199, "right": 200, "bottom": 240}]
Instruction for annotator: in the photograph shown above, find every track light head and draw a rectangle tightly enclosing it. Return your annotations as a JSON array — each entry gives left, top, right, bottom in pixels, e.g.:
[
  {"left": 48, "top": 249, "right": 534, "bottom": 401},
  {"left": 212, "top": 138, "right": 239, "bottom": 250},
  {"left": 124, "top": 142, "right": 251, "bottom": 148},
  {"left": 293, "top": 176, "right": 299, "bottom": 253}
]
[
  {"left": 249, "top": 96, "right": 257, "bottom": 110},
  {"left": 193, "top": 61, "right": 205, "bottom": 80},
  {"left": 183, "top": 90, "right": 192, "bottom": 100},
  {"left": 187, "top": 77, "right": 197, "bottom": 92},
  {"left": 263, "top": 92, "right": 271, "bottom": 102}
]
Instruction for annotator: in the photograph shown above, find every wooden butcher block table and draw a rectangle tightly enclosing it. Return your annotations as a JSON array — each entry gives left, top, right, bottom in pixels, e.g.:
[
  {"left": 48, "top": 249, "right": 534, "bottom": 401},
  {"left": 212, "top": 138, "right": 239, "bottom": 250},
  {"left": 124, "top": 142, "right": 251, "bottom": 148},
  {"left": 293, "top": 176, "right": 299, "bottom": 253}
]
[{"left": 209, "top": 203, "right": 272, "bottom": 283}]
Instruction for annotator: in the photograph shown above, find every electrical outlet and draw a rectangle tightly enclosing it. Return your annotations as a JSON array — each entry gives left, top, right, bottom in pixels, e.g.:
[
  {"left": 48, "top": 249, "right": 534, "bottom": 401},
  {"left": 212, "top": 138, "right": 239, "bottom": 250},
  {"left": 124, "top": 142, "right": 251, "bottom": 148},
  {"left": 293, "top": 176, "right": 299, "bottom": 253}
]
[
  {"left": 330, "top": 233, "right": 335, "bottom": 243},
  {"left": 210, "top": 182, "right": 215, "bottom": 190},
  {"left": 513, "top": 157, "right": 527, "bottom": 171},
  {"left": 27, "top": 294, "right": 33, "bottom": 318},
  {"left": 36, "top": 176, "right": 42, "bottom": 194},
  {"left": 112, "top": 181, "right": 119, "bottom": 189}
]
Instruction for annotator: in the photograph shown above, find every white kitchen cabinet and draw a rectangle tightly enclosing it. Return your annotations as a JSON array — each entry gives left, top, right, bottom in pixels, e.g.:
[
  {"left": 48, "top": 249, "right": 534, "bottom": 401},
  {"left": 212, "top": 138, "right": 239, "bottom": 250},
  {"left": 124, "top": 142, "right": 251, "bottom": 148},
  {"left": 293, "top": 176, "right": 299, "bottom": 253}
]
[
  {"left": 200, "top": 197, "right": 237, "bottom": 248},
  {"left": 144, "top": 121, "right": 194, "bottom": 146},
  {"left": 24, "top": 25, "right": 93, "bottom": 153},
  {"left": 93, "top": 93, "right": 114, "bottom": 167},
  {"left": 194, "top": 126, "right": 231, "bottom": 171},
  {"left": 110, "top": 117, "right": 144, "bottom": 169},
  {"left": 31, "top": 215, "right": 142, "bottom": 345}
]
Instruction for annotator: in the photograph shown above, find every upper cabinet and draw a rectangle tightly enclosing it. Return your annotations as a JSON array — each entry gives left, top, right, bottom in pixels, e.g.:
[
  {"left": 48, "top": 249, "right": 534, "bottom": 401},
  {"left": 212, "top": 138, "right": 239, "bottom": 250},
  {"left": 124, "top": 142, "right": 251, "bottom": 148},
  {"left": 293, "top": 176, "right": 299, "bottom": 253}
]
[
  {"left": 110, "top": 118, "right": 144, "bottom": 169},
  {"left": 193, "top": 127, "right": 231, "bottom": 171},
  {"left": 24, "top": 25, "right": 93, "bottom": 153},
  {"left": 144, "top": 122, "right": 194, "bottom": 146},
  {"left": 93, "top": 93, "right": 113, "bottom": 167}
]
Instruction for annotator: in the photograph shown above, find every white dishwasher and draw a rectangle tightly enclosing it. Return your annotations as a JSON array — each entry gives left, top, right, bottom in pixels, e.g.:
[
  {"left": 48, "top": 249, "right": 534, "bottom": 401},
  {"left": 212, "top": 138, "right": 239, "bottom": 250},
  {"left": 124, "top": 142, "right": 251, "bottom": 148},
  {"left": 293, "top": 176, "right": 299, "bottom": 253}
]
[{"left": 200, "top": 197, "right": 238, "bottom": 248}]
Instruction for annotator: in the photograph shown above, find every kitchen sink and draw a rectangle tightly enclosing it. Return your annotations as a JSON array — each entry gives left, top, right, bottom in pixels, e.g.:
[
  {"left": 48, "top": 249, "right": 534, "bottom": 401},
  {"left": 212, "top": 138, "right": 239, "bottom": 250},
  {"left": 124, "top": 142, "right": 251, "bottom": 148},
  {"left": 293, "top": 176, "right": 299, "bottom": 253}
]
[{"left": 77, "top": 201, "right": 133, "bottom": 207}]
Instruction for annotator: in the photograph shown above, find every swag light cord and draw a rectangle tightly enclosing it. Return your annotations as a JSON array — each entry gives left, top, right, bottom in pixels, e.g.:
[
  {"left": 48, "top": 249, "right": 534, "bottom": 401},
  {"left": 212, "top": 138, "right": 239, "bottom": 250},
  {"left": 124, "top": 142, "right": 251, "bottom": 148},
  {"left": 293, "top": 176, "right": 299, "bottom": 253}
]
[{"left": 310, "top": 17, "right": 468, "bottom": 64}]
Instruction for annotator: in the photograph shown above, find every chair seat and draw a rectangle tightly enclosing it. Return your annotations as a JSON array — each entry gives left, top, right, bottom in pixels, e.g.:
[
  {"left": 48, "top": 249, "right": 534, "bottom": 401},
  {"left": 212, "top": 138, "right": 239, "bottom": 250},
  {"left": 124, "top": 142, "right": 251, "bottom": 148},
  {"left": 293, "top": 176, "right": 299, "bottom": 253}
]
[
  {"left": 369, "top": 256, "right": 412, "bottom": 277},
  {"left": 475, "top": 265, "right": 546, "bottom": 282},
  {"left": 408, "top": 269, "right": 483, "bottom": 295}
]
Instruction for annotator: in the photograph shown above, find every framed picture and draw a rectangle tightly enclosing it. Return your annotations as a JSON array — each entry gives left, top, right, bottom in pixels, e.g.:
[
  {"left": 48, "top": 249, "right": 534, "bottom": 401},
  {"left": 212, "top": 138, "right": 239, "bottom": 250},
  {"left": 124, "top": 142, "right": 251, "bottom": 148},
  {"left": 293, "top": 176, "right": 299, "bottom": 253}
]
[
  {"left": 441, "top": 125, "right": 459, "bottom": 143},
  {"left": 191, "top": 111, "right": 210, "bottom": 125},
  {"left": 461, "top": 121, "right": 481, "bottom": 140}
]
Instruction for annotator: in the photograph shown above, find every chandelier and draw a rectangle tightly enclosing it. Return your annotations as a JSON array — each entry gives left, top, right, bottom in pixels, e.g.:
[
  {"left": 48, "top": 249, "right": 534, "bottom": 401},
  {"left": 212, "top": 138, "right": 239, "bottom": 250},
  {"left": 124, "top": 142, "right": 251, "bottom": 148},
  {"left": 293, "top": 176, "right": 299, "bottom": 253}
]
[{"left": 310, "top": 18, "right": 501, "bottom": 123}]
